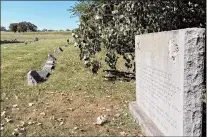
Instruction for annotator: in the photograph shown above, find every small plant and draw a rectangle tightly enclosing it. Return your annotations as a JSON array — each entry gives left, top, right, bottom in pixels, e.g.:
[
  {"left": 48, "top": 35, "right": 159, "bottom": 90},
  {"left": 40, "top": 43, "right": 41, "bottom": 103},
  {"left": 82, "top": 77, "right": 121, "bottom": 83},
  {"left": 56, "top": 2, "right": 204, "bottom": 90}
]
[{"left": 91, "top": 60, "right": 101, "bottom": 74}]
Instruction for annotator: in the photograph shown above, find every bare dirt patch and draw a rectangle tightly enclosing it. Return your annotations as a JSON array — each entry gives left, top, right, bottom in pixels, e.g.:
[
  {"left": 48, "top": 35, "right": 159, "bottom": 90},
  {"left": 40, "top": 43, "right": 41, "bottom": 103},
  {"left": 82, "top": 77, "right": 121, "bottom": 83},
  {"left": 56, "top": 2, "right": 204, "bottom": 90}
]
[{"left": 1, "top": 92, "right": 143, "bottom": 136}]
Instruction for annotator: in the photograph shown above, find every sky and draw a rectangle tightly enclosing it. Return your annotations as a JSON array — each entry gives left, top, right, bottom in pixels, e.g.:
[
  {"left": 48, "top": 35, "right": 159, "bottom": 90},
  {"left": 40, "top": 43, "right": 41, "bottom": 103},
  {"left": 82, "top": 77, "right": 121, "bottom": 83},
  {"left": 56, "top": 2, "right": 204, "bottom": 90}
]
[{"left": 1, "top": 1, "right": 80, "bottom": 30}]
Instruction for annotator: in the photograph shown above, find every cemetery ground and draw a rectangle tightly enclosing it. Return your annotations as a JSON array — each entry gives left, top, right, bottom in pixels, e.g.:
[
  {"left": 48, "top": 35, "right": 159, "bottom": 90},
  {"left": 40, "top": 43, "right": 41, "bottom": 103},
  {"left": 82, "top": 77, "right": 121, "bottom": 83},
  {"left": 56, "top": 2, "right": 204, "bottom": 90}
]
[{"left": 1, "top": 32, "right": 143, "bottom": 136}]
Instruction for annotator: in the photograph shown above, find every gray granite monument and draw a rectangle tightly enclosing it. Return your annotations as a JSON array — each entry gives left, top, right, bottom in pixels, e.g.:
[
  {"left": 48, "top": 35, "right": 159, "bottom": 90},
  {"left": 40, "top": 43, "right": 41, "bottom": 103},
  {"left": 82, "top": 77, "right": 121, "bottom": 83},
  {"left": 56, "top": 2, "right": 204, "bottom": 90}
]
[
  {"left": 43, "top": 64, "right": 55, "bottom": 71},
  {"left": 48, "top": 54, "right": 56, "bottom": 61},
  {"left": 45, "top": 60, "right": 55, "bottom": 65},
  {"left": 129, "top": 28, "right": 205, "bottom": 136},
  {"left": 38, "top": 70, "right": 50, "bottom": 79},
  {"left": 27, "top": 70, "right": 43, "bottom": 85},
  {"left": 54, "top": 47, "right": 63, "bottom": 54}
]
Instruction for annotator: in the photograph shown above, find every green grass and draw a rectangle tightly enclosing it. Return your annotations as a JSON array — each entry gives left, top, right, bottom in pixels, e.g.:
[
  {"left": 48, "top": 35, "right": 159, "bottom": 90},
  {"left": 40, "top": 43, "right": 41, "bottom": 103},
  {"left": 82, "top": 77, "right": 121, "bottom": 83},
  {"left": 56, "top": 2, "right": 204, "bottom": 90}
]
[
  {"left": 1, "top": 31, "right": 72, "bottom": 41},
  {"left": 1, "top": 32, "right": 143, "bottom": 136}
]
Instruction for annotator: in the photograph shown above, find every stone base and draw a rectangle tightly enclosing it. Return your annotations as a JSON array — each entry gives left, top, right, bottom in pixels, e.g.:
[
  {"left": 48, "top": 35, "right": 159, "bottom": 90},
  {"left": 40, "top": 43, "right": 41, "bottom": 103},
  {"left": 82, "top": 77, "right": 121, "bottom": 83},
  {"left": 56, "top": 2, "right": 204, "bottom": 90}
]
[{"left": 129, "top": 102, "right": 164, "bottom": 136}]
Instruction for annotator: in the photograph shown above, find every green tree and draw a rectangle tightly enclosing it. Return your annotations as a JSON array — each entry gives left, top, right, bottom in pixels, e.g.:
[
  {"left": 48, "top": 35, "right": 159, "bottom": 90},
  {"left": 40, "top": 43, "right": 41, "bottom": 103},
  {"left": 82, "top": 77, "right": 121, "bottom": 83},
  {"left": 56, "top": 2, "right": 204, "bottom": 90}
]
[
  {"left": 72, "top": 0, "right": 206, "bottom": 71},
  {"left": 42, "top": 29, "right": 47, "bottom": 32},
  {"left": 27, "top": 22, "right": 37, "bottom": 32},
  {"left": 1, "top": 26, "right": 6, "bottom": 31},
  {"left": 17, "top": 21, "right": 37, "bottom": 32},
  {"left": 17, "top": 22, "right": 27, "bottom": 32},
  {"left": 9, "top": 23, "right": 18, "bottom": 33},
  {"left": 67, "top": 0, "right": 104, "bottom": 17},
  {"left": 9, "top": 21, "right": 37, "bottom": 33}
]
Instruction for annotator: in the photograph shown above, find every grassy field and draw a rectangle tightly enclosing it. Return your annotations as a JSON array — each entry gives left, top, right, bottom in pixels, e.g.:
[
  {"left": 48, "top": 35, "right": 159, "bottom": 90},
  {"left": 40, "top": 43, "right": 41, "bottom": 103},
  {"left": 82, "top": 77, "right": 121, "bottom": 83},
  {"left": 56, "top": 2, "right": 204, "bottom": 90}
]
[
  {"left": 1, "top": 32, "right": 143, "bottom": 136},
  {"left": 1, "top": 31, "right": 72, "bottom": 41}
]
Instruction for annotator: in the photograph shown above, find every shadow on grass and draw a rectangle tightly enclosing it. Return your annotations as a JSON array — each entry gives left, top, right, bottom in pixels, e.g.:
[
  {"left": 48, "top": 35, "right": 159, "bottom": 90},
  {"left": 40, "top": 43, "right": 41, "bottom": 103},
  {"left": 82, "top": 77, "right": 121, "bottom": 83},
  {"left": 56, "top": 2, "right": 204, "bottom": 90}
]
[
  {"left": 0, "top": 40, "right": 24, "bottom": 44},
  {"left": 103, "top": 69, "right": 135, "bottom": 82}
]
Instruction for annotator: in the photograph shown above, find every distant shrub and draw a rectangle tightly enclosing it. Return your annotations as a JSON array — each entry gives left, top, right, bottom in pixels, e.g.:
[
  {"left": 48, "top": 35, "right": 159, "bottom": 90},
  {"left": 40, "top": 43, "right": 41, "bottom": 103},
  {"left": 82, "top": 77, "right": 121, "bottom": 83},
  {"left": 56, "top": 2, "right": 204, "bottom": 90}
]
[{"left": 9, "top": 21, "right": 37, "bottom": 33}]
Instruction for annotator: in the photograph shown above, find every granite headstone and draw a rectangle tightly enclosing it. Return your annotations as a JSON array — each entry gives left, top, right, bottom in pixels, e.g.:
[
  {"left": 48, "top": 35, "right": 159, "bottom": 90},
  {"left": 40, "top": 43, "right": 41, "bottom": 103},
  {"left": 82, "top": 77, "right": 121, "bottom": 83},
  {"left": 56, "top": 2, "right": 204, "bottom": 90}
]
[
  {"left": 38, "top": 70, "right": 50, "bottom": 79},
  {"left": 27, "top": 70, "right": 43, "bottom": 85},
  {"left": 43, "top": 64, "right": 55, "bottom": 71},
  {"left": 129, "top": 28, "right": 205, "bottom": 136}
]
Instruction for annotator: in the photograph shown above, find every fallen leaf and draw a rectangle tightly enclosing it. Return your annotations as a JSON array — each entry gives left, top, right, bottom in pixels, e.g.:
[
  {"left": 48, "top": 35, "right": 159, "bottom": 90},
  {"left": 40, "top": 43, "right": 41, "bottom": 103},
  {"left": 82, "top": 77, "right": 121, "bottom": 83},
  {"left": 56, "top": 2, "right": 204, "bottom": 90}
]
[
  {"left": 67, "top": 98, "right": 73, "bottom": 101},
  {"left": 28, "top": 103, "right": 34, "bottom": 106},
  {"left": 73, "top": 126, "right": 78, "bottom": 130},
  {"left": 59, "top": 121, "right": 64, "bottom": 126},
  {"left": 68, "top": 108, "right": 74, "bottom": 111},
  {"left": 40, "top": 112, "right": 46, "bottom": 116},
  {"left": 0, "top": 127, "right": 4, "bottom": 131},
  {"left": 120, "top": 131, "right": 127, "bottom": 136},
  {"left": 19, "top": 127, "right": 25, "bottom": 133},
  {"left": 124, "top": 100, "right": 129, "bottom": 103},
  {"left": 28, "top": 121, "right": 33, "bottom": 125},
  {"left": 13, "top": 104, "right": 18, "bottom": 108},
  {"left": 1, "top": 111, "right": 6, "bottom": 117},
  {"left": 61, "top": 93, "right": 65, "bottom": 96},
  {"left": 49, "top": 116, "right": 55, "bottom": 120},
  {"left": 106, "top": 109, "right": 111, "bottom": 112},
  {"left": 15, "top": 95, "right": 18, "bottom": 100},
  {"left": 5, "top": 117, "right": 13, "bottom": 123},
  {"left": 37, "top": 123, "right": 42, "bottom": 126},
  {"left": 27, "top": 117, "right": 31, "bottom": 120},
  {"left": 14, "top": 128, "right": 19, "bottom": 132},
  {"left": 57, "top": 118, "right": 63, "bottom": 122},
  {"left": 100, "top": 107, "right": 106, "bottom": 110},
  {"left": 95, "top": 115, "right": 107, "bottom": 125}
]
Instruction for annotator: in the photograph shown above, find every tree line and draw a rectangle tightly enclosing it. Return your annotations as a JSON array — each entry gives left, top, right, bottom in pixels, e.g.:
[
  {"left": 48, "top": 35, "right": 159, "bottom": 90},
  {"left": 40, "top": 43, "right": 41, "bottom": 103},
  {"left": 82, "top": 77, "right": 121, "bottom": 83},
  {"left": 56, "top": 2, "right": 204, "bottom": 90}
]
[{"left": 1, "top": 23, "right": 71, "bottom": 32}]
